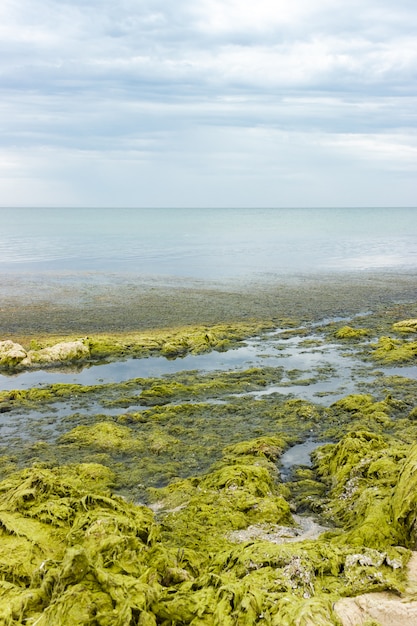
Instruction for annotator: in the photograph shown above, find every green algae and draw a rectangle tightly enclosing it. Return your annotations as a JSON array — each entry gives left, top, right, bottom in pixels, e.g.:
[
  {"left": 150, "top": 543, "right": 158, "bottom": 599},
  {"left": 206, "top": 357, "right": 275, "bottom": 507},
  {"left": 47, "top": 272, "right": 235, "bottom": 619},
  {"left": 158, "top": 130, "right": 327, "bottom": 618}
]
[
  {"left": 330, "top": 394, "right": 392, "bottom": 426},
  {"left": 335, "top": 326, "right": 370, "bottom": 340},
  {"left": 311, "top": 431, "right": 417, "bottom": 554},
  {"left": 58, "top": 422, "right": 144, "bottom": 453},
  {"left": 0, "top": 432, "right": 414, "bottom": 625},
  {"left": 137, "top": 367, "right": 283, "bottom": 407},
  {"left": 0, "top": 464, "right": 162, "bottom": 626},
  {"left": 372, "top": 335, "right": 417, "bottom": 364},
  {"left": 3, "top": 309, "right": 417, "bottom": 623},
  {"left": 392, "top": 318, "right": 417, "bottom": 333}
]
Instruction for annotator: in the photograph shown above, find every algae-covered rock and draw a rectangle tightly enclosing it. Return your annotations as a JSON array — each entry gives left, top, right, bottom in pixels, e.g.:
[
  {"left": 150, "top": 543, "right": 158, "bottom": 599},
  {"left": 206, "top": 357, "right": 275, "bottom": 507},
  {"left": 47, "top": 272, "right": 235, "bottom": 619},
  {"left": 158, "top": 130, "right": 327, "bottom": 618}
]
[
  {"left": 0, "top": 443, "right": 412, "bottom": 625},
  {"left": 223, "top": 435, "right": 286, "bottom": 462},
  {"left": 0, "top": 340, "right": 27, "bottom": 368},
  {"left": 312, "top": 431, "right": 412, "bottom": 550},
  {"left": 330, "top": 394, "right": 392, "bottom": 426},
  {"left": 0, "top": 338, "right": 91, "bottom": 371},
  {"left": 335, "top": 326, "right": 369, "bottom": 339},
  {"left": 27, "top": 339, "right": 90, "bottom": 365},
  {"left": 393, "top": 318, "right": 417, "bottom": 333},
  {"left": 150, "top": 441, "right": 294, "bottom": 552},
  {"left": 372, "top": 336, "right": 417, "bottom": 364},
  {"left": 3, "top": 320, "right": 274, "bottom": 372}
]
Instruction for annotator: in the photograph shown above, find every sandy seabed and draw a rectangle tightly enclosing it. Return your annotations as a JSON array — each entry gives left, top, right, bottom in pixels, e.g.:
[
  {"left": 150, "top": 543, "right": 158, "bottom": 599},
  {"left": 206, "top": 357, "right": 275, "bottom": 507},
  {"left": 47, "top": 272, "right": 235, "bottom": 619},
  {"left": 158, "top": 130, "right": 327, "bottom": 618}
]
[{"left": 1, "top": 269, "right": 416, "bottom": 338}]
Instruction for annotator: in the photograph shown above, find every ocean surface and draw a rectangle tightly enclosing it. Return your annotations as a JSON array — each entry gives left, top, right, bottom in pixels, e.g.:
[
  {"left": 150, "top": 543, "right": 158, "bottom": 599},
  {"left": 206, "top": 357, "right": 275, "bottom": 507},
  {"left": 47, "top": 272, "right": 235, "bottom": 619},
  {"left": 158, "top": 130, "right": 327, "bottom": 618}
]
[{"left": 1, "top": 207, "right": 417, "bottom": 280}]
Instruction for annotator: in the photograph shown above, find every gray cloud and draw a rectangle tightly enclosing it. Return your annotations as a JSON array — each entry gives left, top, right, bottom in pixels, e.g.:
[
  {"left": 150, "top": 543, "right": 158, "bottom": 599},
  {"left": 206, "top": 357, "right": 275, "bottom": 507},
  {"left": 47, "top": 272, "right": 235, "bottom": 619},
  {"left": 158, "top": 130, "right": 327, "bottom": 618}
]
[{"left": 0, "top": 0, "right": 416, "bottom": 206}]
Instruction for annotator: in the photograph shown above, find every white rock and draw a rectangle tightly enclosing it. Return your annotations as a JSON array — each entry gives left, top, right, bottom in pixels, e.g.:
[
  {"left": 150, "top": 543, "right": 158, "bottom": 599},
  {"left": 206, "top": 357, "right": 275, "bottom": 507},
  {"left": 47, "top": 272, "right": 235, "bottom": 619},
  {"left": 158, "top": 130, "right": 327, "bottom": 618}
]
[
  {"left": 29, "top": 340, "right": 90, "bottom": 364},
  {"left": 0, "top": 340, "right": 27, "bottom": 367}
]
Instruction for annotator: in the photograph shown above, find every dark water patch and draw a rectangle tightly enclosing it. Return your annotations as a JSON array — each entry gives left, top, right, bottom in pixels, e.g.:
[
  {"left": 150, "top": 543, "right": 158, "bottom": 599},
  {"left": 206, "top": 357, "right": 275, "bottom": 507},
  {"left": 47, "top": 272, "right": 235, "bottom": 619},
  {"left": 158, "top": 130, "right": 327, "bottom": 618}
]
[{"left": 280, "top": 440, "right": 330, "bottom": 481}]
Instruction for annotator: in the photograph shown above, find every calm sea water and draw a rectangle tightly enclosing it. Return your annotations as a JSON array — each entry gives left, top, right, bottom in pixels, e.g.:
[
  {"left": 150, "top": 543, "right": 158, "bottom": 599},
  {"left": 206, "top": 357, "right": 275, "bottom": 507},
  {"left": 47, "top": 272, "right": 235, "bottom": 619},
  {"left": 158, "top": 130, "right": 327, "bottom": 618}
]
[{"left": 1, "top": 207, "right": 417, "bottom": 279}]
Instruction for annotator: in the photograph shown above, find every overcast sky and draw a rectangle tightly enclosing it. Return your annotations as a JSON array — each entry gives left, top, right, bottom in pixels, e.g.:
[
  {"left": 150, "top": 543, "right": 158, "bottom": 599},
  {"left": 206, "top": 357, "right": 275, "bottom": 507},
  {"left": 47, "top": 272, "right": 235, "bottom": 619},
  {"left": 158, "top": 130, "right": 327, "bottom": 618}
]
[{"left": 1, "top": 0, "right": 416, "bottom": 207}]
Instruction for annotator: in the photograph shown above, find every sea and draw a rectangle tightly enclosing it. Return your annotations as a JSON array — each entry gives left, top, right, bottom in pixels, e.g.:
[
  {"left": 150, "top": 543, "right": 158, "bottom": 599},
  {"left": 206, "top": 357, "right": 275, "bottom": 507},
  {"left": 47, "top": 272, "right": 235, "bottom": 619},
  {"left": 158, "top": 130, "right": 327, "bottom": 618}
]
[{"left": 1, "top": 207, "right": 417, "bottom": 280}]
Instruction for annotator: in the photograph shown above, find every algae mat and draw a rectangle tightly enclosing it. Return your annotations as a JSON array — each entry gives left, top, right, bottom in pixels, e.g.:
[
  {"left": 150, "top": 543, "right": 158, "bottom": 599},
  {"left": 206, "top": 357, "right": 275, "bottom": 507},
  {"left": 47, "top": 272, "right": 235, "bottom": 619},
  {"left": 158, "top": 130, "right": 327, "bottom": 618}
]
[{"left": 1, "top": 303, "right": 417, "bottom": 624}]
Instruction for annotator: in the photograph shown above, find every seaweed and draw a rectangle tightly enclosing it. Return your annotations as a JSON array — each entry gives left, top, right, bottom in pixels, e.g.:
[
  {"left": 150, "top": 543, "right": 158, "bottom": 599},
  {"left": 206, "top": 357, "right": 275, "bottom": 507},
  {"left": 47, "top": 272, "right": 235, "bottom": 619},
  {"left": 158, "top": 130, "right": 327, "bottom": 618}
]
[
  {"left": 2, "top": 310, "right": 417, "bottom": 623},
  {"left": 372, "top": 336, "right": 417, "bottom": 364},
  {"left": 335, "top": 326, "right": 370, "bottom": 340}
]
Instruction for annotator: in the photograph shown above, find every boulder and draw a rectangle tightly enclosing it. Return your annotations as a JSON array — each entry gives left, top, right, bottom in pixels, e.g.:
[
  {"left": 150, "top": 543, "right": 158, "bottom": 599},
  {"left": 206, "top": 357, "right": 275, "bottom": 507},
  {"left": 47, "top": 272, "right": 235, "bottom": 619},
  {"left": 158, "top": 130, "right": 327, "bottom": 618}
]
[
  {"left": 0, "top": 340, "right": 27, "bottom": 368},
  {"left": 28, "top": 340, "right": 90, "bottom": 364}
]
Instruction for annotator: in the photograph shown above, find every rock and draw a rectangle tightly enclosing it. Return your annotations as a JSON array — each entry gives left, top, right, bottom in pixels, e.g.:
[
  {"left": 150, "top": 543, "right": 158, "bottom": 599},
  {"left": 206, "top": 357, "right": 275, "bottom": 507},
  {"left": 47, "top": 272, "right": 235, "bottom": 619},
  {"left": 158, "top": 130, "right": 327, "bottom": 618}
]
[
  {"left": 0, "top": 340, "right": 27, "bottom": 368},
  {"left": 335, "top": 593, "right": 417, "bottom": 625},
  {"left": 28, "top": 340, "right": 90, "bottom": 364},
  {"left": 334, "top": 552, "right": 417, "bottom": 626}
]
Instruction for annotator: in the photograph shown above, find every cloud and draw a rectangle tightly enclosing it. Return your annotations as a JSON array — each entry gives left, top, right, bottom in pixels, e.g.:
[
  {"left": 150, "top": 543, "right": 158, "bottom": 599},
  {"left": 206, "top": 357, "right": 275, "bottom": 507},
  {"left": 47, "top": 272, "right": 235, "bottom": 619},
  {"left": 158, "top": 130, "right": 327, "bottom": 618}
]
[{"left": 0, "top": 0, "right": 416, "bottom": 206}]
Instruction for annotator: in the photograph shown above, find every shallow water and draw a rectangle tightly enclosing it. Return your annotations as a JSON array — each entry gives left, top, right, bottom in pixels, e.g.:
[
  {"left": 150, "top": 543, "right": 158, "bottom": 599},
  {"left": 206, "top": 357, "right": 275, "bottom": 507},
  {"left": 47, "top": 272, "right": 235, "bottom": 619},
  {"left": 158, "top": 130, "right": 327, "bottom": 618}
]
[
  {"left": 1, "top": 323, "right": 413, "bottom": 405},
  {"left": 280, "top": 440, "right": 328, "bottom": 481},
  {"left": 1, "top": 207, "right": 417, "bottom": 279},
  {"left": 0, "top": 331, "right": 369, "bottom": 403}
]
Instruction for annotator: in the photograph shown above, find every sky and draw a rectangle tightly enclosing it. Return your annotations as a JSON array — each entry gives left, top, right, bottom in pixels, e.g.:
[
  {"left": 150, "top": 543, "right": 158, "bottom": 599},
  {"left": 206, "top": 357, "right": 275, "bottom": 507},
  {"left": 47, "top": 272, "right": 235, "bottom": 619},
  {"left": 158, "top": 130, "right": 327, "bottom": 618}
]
[{"left": 1, "top": 0, "right": 416, "bottom": 208}]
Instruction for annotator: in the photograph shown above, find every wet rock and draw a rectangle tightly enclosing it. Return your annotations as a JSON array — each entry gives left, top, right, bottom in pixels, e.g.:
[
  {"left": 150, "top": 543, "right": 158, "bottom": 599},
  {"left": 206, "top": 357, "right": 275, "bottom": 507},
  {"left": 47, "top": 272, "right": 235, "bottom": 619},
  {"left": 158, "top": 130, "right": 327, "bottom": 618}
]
[
  {"left": 25, "top": 339, "right": 90, "bottom": 365},
  {"left": 0, "top": 340, "right": 27, "bottom": 368}
]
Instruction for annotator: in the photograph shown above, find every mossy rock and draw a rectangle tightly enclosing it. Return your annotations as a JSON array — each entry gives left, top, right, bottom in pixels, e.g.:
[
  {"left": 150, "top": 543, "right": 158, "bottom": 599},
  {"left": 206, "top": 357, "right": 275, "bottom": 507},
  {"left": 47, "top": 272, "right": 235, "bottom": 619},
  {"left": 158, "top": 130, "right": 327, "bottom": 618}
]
[{"left": 335, "top": 326, "right": 369, "bottom": 339}]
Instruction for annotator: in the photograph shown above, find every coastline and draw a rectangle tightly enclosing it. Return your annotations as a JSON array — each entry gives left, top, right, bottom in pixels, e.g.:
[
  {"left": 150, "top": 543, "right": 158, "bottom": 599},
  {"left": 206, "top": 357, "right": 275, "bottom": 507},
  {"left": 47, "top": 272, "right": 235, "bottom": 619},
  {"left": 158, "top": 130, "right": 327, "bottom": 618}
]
[
  {"left": 1, "top": 269, "right": 417, "bottom": 338},
  {"left": 1, "top": 268, "right": 417, "bottom": 623}
]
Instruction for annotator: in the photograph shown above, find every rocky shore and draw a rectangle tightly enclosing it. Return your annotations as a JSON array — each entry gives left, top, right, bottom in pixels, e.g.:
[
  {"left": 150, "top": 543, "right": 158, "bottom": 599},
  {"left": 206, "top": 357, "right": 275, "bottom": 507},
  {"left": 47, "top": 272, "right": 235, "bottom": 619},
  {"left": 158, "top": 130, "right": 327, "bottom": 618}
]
[{"left": 1, "top": 271, "right": 417, "bottom": 624}]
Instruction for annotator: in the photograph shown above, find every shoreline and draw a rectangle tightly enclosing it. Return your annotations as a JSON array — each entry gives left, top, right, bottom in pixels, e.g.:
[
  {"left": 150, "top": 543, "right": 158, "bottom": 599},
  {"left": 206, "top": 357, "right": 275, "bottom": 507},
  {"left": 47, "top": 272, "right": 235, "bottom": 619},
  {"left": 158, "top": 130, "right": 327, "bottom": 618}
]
[
  {"left": 1, "top": 269, "right": 417, "bottom": 338},
  {"left": 1, "top": 269, "right": 417, "bottom": 623}
]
